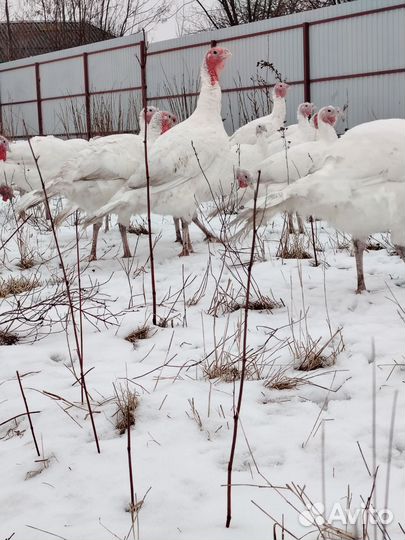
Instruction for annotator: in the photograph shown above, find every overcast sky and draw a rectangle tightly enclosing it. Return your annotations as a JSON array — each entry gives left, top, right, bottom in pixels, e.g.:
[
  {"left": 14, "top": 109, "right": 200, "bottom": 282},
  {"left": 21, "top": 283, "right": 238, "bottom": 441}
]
[{"left": 5, "top": 0, "right": 195, "bottom": 43}]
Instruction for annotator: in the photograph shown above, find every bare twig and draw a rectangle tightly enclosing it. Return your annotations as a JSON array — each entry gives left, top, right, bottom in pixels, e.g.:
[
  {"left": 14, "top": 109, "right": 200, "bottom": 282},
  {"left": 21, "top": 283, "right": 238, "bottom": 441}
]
[
  {"left": 226, "top": 171, "right": 261, "bottom": 528},
  {"left": 139, "top": 31, "right": 158, "bottom": 326},
  {"left": 16, "top": 370, "right": 40, "bottom": 457}
]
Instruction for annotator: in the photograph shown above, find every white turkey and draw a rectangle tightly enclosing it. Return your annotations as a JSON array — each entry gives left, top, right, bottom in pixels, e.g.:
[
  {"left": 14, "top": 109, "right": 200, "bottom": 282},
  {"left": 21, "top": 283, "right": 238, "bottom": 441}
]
[
  {"left": 4, "top": 135, "right": 89, "bottom": 194},
  {"left": 229, "top": 82, "right": 289, "bottom": 145},
  {"left": 242, "top": 105, "right": 338, "bottom": 186},
  {"left": 85, "top": 46, "right": 236, "bottom": 257},
  {"left": 231, "top": 124, "right": 269, "bottom": 171},
  {"left": 18, "top": 110, "right": 175, "bottom": 261},
  {"left": 232, "top": 118, "right": 405, "bottom": 293},
  {"left": 236, "top": 105, "right": 338, "bottom": 233},
  {"left": 265, "top": 102, "right": 316, "bottom": 155}
]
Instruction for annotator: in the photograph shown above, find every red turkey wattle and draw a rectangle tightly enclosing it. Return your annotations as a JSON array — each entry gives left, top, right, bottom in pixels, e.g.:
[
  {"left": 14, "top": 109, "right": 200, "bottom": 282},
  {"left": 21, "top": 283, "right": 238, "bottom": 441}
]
[
  {"left": 205, "top": 47, "right": 231, "bottom": 86},
  {"left": 0, "top": 144, "right": 7, "bottom": 162},
  {"left": 0, "top": 185, "right": 14, "bottom": 202},
  {"left": 161, "top": 112, "right": 176, "bottom": 133},
  {"left": 274, "top": 82, "right": 289, "bottom": 98},
  {"left": 320, "top": 108, "right": 337, "bottom": 126}
]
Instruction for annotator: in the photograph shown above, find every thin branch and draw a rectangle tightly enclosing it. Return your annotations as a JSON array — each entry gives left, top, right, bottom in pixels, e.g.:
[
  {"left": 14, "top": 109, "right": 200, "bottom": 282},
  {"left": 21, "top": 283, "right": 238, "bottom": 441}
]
[{"left": 226, "top": 170, "right": 261, "bottom": 528}]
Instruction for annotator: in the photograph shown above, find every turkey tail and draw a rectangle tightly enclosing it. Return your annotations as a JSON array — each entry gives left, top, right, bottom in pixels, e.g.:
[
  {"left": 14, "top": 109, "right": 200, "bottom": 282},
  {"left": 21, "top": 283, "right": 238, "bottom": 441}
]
[
  {"left": 16, "top": 179, "right": 61, "bottom": 214},
  {"left": 54, "top": 203, "right": 79, "bottom": 228},
  {"left": 230, "top": 189, "right": 288, "bottom": 241},
  {"left": 82, "top": 199, "right": 125, "bottom": 228}
]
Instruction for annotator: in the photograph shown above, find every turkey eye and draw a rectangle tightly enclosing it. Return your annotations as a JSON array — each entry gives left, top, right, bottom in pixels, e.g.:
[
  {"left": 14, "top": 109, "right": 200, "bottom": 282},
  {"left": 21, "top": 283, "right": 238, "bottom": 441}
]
[{"left": 213, "top": 51, "right": 218, "bottom": 55}]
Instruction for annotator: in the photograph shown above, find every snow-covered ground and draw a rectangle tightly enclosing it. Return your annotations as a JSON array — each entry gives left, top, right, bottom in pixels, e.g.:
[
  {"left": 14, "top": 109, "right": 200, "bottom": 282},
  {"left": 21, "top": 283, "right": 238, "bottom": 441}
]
[{"left": 1, "top": 203, "right": 404, "bottom": 540}]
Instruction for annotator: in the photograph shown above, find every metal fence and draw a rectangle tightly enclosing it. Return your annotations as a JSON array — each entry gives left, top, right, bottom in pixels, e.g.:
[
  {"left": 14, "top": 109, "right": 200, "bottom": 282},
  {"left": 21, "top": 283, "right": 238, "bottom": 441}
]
[{"left": 0, "top": 0, "right": 404, "bottom": 139}]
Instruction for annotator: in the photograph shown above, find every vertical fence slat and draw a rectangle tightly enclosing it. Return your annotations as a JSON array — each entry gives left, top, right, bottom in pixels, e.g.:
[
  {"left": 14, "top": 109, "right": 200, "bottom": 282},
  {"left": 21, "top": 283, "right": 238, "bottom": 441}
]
[
  {"left": 302, "top": 22, "right": 311, "bottom": 102},
  {"left": 83, "top": 53, "right": 91, "bottom": 139},
  {"left": 35, "top": 63, "right": 43, "bottom": 135}
]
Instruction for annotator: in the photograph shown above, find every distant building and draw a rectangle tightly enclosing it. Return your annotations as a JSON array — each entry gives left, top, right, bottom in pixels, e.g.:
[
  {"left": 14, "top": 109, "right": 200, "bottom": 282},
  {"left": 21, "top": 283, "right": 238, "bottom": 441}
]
[{"left": 0, "top": 21, "right": 115, "bottom": 62}]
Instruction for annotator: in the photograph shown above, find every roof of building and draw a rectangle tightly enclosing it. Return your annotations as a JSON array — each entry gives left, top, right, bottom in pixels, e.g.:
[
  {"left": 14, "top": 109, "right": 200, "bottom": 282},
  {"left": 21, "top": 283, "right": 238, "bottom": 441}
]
[{"left": 0, "top": 21, "right": 115, "bottom": 62}]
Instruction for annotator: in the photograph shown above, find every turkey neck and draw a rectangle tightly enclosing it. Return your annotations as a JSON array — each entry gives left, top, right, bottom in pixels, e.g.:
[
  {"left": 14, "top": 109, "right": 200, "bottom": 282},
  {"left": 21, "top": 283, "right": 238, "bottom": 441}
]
[
  {"left": 194, "top": 66, "right": 223, "bottom": 123},
  {"left": 256, "top": 134, "right": 268, "bottom": 159},
  {"left": 297, "top": 111, "right": 312, "bottom": 134},
  {"left": 318, "top": 119, "right": 338, "bottom": 144},
  {"left": 271, "top": 95, "right": 286, "bottom": 121}
]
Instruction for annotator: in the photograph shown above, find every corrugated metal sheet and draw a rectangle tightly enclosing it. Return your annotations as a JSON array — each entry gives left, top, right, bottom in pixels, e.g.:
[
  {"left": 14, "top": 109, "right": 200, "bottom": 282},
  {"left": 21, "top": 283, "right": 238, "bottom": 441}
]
[
  {"left": 42, "top": 96, "right": 86, "bottom": 135},
  {"left": 0, "top": 66, "right": 36, "bottom": 103},
  {"left": 311, "top": 73, "right": 405, "bottom": 129},
  {"left": 89, "top": 90, "right": 142, "bottom": 133},
  {"left": 310, "top": 9, "right": 405, "bottom": 78},
  {"left": 88, "top": 45, "right": 141, "bottom": 92},
  {"left": 40, "top": 57, "right": 84, "bottom": 99},
  {"left": 1, "top": 102, "right": 39, "bottom": 136},
  {"left": 0, "top": 1, "right": 403, "bottom": 139}
]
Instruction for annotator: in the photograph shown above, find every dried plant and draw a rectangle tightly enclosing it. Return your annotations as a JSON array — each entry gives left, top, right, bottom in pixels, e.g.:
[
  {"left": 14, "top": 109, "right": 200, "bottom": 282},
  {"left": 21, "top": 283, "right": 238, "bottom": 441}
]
[
  {"left": 207, "top": 279, "right": 282, "bottom": 317},
  {"left": 292, "top": 328, "right": 344, "bottom": 372},
  {"left": 113, "top": 384, "right": 139, "bottom": 435},
  {"left": 128, "top": 219, "right": 149, "bottom": 235},
  {"left": 204, "top": 361, "right": 240, "bottom": 382},
  {"left": 0, "top": 329, "right": 19, "bottom": 345},
  {"left": 125, "top": 324, "right": 151, "bottom": 344},
  {"left": 264, "top": 366, "right": 305, "bottom": 391},
  {"left": 0, "top": 275, "right": 41, "bottom": 298},
  {"left": 277, "top": 230, "right": 312, "bottom": 260}
]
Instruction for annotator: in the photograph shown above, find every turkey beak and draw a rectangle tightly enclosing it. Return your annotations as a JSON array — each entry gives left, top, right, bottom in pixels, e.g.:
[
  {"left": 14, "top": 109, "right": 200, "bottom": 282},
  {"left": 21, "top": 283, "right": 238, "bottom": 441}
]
[{"left": 222, "top": 49, "right": 232, "bottom": 59}]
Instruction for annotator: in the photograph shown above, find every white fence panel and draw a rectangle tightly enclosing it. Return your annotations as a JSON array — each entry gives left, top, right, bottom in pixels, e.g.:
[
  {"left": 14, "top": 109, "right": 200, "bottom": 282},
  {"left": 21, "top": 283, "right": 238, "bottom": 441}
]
[
  {"left": 310, "top": 9, "right": 405, "bottom": 79},
  {"left": 40, "top": 57, "right": 84, "bottom": 99},
  {"left": 0, "top": 66, "right": 36, "bottom": 104},
  {"left": 88, "top": 44, "right": 142, "bottom": 93},
  {"left": 0, "top": 0, "right": 403, "bottom": 139},
  {"left": 1, "top": 103, "right": 39, "bottom": 136}
]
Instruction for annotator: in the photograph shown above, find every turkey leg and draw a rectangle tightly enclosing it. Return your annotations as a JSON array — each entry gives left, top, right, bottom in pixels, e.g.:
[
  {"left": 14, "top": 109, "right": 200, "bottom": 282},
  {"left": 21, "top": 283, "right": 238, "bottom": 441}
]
[
  {"left": 119, "top": 223, "right": 132, "bottom": 258},
  {"left": 104, "top": 215, "right": 110, "bottom": 232},
  {"left": 89, "top": 222, "right": 102, "bottom": 261},
  {"left": 174, "top": 217, "right": 182, "bottom": 243},
  {"left": 297, "top": 213, "right": 305, "bottom": 234},
  {"left": 179, "top": 219, "right": 194, "bottom": 256},
  {"left": 353, "top": 238, "right": 367, "bottom": 293},
  {"left": 287, "top": 212, "right": 296, "bottom": 234}
]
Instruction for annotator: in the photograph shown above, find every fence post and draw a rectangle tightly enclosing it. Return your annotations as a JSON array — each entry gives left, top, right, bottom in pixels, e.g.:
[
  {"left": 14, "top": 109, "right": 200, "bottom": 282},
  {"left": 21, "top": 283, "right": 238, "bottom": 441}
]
[
  {"left": 302, "top": 22, "right": 311, "bottom": 102},
  {"left": 83, "top": 53, "right": 92, "bottom": 139},
  {"left": 34, "top": 63, "right": 43, "bottom": 135}
]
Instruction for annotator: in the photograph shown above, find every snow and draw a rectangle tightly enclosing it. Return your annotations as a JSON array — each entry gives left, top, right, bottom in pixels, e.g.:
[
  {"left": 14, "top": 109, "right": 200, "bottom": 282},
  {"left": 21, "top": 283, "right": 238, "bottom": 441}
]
[{"left": 1, "top": 203, "right": 404, "bottom": 540}]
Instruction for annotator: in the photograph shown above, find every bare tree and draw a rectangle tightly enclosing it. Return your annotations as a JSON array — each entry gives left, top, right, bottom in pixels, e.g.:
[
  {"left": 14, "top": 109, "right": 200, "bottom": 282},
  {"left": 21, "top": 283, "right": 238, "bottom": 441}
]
[
  {"left": 18, "top": 0, "right": 170, "bottom": 37},
  {"left": 184, "top": 0, "right": 355, "bottom": 32}
]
